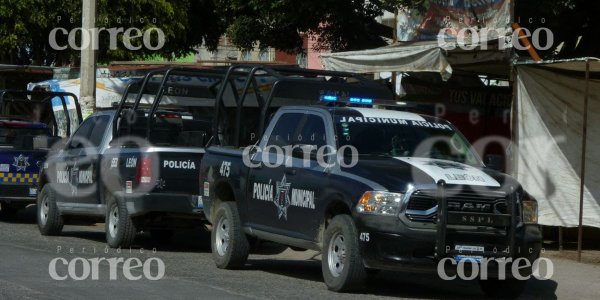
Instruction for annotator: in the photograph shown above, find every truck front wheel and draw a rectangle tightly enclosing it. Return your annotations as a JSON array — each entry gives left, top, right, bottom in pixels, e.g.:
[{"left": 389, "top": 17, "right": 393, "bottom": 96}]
[
  {"left": 105, "top": 196, "right": 136, "bottom": 248},
  {"left": 37, "top": 185, "right": 64, "bottom": 235},
  {"left": 322, "top": 214, "right": 366, "bottom": 292},
  {"left": 211, "top": 202, "right": 249, "bottom": 269}
]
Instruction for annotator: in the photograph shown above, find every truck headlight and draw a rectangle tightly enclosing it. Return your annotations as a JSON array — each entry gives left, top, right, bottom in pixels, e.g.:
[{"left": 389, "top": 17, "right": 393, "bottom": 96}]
[
  {"left": 356, "top": 191, "right": 404, "bottom": 215},
  {"left": 522, "top": 192, "right": 538, "bottom": 224}
]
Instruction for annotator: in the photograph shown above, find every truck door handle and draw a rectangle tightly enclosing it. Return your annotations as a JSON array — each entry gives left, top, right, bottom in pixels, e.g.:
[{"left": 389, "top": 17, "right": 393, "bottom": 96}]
[{"left": 284, "top": 168, "right": 296, "bottom": 175}]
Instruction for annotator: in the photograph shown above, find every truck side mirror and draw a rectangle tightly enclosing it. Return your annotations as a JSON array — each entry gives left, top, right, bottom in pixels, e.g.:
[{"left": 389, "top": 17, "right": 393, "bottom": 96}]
[{"left": 484, "top": 154, "right": 505, "bottom": 172}]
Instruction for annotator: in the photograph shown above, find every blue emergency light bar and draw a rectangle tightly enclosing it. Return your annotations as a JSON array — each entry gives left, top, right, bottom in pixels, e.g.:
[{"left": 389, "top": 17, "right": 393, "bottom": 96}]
[
  {"left": 349, "top": 97, "right": 373, "bottom": 104},
  {"left": 321, "top": 95, "right": 338, "bottom": 102},
  {"left": 320, "top": 95, "right": 374, "bottom": 104}
]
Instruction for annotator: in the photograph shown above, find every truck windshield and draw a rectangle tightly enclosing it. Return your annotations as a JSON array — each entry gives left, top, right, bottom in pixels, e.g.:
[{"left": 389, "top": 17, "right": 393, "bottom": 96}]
[
  {"left": 334, "top": 116, "right": 482, "bottom": 166},
  {"left": 0, "top": 127, "right": 49, "bottom": 146}
]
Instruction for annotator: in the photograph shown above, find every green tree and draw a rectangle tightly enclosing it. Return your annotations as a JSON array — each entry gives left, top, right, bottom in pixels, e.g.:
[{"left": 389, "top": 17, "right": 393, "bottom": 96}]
[
  {"left": 216, "top": 0, "right": 393, "bottom": 52},
  {"left": 514, "top": 0, "right": 600, "bottom": 59},
  {"left": 0, "top": 0, "right": 225, "bottom": 65},
  {"left": 2, "top": 0, "right": 595, "bottom": 66}
]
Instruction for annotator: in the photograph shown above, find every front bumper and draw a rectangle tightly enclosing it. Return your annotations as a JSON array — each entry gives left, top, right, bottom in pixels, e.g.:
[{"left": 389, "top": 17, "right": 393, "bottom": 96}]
[{"left": 355, "top": 214, "right": 542, "bottom": 277}]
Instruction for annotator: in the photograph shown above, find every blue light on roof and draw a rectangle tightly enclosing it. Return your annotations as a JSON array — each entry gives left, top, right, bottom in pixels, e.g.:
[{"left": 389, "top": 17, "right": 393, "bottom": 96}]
[
  {"left": 360, "top": 98, "right": 373, "bottom": 104},
  {"left": 349, "top": 97, "right": 361, "bottom": 103},
  {"left": 322, "top": 95, "right": 338, "bottom": 102}
]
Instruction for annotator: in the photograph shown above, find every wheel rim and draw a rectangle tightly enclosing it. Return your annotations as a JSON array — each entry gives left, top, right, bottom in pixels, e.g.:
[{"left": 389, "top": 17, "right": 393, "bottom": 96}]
[
  {"left": 39, "top": 195, "right": 49, "bottom": 226},
  {"left": 215, "top": 215, "right": 230, "bottom": 256},
  {"left": 327, "top": 231, "right": 346, "bottom": 277},
  {"left": 108, "top": 204, "right": 119, "bottom": 237}
]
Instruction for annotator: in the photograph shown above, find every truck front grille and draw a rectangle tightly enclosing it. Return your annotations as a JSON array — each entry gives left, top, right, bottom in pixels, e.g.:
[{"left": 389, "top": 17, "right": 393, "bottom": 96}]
[{"left": 405, "top": 189, "right": 509, "bottom": 223}]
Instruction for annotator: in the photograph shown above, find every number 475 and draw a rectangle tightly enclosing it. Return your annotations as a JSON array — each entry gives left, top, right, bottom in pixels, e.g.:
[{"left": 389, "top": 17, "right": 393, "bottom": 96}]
[
  {"left": 360, "top": 232, "right": 370, "bottom": 242},
  {"left": 219, "top": 161, "right": 231, "bottom": 177}
]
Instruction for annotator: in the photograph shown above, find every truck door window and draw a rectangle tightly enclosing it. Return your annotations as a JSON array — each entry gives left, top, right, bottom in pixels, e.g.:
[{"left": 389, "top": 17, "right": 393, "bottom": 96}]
[
  {"left": 266, "top": 113, "right": 303, "bottom": 149},
  {"left": 88, "top": 115, "right": 110, "bottom": 148},
  {"left": 68, "top": 115, "right": 110, "bottom": 149},
  {"left": 68, "top": 117, "right": 95, "bottom": 149},
  {"left": 294, "top": 114, "right": 327, "bottom": 155}
]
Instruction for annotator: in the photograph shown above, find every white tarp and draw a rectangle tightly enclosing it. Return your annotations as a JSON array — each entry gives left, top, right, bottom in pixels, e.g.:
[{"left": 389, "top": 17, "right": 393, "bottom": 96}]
[
  {"left": 514, "top": 59, "right": 600, "bottom": 228},
  {"left": 320, "top": 40, "right": 510, "bottom": 80},
  {"left": 28, "top": 78, "right": 134, "bottom": 108}
]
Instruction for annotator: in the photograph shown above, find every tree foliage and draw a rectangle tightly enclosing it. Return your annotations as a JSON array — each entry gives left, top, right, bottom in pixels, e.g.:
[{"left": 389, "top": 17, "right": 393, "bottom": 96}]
[
  {"left": 0, "top": 0, "right": 224, "bottom": 65},
  {"left": 0, "top": 0, "right": 597, "bottom": 66},
  {"left": 216, "top": 0, "right": 391, "bottom": 52},
  {"left": 514, "top": 0, "right": 600, "bottom": 59}
]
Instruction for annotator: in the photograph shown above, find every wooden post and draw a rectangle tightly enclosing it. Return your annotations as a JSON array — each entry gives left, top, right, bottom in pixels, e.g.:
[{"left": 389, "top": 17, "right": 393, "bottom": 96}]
[
  {"left": 577, "top": 59, "right": 590, "bottom": 262},
  {"left": 80, "top": 0, "right": 97, "bottom": 116},
  {"left": 558, "top": 226, "right": 563, "bottom": 251},
  {"left": 391, "top": 9, "right": 398, "bottom": 98}
]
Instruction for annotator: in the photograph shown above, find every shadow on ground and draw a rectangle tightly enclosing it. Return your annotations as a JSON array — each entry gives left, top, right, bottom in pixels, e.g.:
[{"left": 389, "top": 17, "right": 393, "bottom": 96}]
[{"left": 244, "top": 257, "right": 559, "bottom": 299}]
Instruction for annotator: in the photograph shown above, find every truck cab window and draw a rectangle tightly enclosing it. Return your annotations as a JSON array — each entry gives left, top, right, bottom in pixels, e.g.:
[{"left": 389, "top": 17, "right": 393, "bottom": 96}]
[
  {"left": 68, "top": 115, "right": 110, "bottom": 149},
  {"left": 89, "top": 115, "right": 110, "bottom": 148},
  {"left": 266, "top": 113, "right": 303, "bottom": 148},
  {"left": 68, "top": 117, "right": 95, "bottom": 149},
  {"left": 295, "top": 114, "right": 327, "bottom": 150}
]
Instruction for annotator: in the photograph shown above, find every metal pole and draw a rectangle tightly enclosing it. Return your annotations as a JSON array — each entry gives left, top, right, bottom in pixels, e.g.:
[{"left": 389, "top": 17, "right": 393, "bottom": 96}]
[
  {"left": 558, "top": 226, "right": 563, "bottom": 252},
  {"left": 80, "top": 0, "right": 97, "bottom": 117},
  {"left": 577, "top": 59, "right": 590, "bottom": 262},
  {"left": 391, "top": 9, "right": 398, "bottom": 98}
]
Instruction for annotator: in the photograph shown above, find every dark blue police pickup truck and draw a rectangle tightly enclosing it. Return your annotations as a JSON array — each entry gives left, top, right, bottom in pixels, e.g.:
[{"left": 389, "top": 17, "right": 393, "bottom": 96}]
[
  {"left": 0, "top": 90, "right": 80, "bottom": 218},
  {"left": 200, "top": 104, "right": 542, "bottom": 298},
  {"left": 36, "top": 68, "right": 222, "bottom": 247},
  {"left": 0, "top": 120, "right": 49, "bottom": 216}
]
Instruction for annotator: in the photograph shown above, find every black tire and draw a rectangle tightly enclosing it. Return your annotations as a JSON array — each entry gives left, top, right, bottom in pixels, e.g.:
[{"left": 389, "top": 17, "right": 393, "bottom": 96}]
[
  {"left": 0, "top": 202, "right": 19, "bottom": 219},
  {"left": 211, "top": 202, "right": 249, "bottom": 269},
  {"left": 479, "top": 278, "right": 528, "bottom": 299},
  {"left": 322, "top": 214, "right": 366, "bottom": 292},
  {"left": 37, "top": 185, "right": 64, "bottom": 235},
  {"left": 150, "top": 229, "right": 174, "bottom": 243},
  {"left": 105, "top": 196, "right": 136, "bottom": 248}
]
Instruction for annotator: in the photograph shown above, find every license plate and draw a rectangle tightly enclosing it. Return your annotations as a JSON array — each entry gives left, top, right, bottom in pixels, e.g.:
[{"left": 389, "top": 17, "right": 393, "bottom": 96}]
[
  {"left": 454, "top": 245, "right": 484, "bottom": 262},
  {"left": 448, "top": 212, "right": 508, "bottom": 226}
]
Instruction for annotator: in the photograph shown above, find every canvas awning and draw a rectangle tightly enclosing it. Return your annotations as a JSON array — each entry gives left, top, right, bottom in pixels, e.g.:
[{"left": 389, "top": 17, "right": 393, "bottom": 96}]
[
  {"left": 320, "top": 40, "right": 511, "bottom": 80},
  {"left": 513, "top": 58, "right": 600, "bottom": 229}
]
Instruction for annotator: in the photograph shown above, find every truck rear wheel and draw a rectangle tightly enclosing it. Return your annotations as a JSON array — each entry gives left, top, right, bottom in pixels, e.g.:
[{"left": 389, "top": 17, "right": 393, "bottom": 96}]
[
  {"left": 37, "top": 185, "right": 64, "bottom": 235},
  {"left": 211, "top": 202, "right": 249, "bottom": 269},
  {"left": 105, "top": 196, "right": 136, "bottom": 248},
  {"left": 322, "top": 214, "right": 366, "bottom": 292},
  {"left": 479, "top": 278, "right": 527, "bottom": 299}
]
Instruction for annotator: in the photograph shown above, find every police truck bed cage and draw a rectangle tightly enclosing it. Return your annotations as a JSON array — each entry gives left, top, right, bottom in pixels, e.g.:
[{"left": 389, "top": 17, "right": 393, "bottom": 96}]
[
  {"left": 0, "top": 90, "right": 82, "bottom": 136},
  {"left": 212, "top": 65, "right": 395, "bottom": 147},
  {"left": 112, "top": 65, "right": 393, "bottom": 148},
  {"left": 112, "top": 67, "right": 231, "bottom": 143}
]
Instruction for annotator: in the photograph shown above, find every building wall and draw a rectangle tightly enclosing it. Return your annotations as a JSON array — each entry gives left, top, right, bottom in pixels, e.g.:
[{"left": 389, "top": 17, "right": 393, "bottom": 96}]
[{"left": 193, "top": 34, "right": 327, "bottom": 69}]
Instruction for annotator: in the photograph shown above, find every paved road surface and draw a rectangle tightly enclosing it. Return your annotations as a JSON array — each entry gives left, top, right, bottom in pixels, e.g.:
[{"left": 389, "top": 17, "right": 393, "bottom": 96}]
[{"left": 1, "top": 207, "right": 598, "bottom": 299}]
